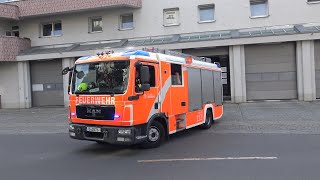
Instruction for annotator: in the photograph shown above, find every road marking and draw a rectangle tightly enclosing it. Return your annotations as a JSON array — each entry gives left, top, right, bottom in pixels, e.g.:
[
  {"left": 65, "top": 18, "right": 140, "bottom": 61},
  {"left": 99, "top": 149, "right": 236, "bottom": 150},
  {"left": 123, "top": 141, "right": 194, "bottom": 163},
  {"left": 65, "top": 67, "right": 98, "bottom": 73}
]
[{"left": 138, "top": 157, "right": 278, "bottom": 163}]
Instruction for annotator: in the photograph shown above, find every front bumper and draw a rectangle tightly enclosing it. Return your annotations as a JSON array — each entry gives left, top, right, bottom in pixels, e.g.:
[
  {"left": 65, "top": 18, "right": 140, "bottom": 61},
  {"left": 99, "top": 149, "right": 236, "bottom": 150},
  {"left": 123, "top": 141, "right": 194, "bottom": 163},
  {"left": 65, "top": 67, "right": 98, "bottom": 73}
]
[{"left": 69, "top": 123, "right": 148, "bottom": 145}]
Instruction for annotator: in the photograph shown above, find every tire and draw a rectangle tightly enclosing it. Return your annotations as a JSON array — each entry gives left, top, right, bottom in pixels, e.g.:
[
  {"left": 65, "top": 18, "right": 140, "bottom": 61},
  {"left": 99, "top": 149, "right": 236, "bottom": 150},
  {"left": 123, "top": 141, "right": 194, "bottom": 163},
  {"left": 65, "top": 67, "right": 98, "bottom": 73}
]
[
  {"left": 201, "top": 109, "right": 213, "bottom": 129},
  {"left": 141, "top": 121, "right": 165, "bottom": 149}
]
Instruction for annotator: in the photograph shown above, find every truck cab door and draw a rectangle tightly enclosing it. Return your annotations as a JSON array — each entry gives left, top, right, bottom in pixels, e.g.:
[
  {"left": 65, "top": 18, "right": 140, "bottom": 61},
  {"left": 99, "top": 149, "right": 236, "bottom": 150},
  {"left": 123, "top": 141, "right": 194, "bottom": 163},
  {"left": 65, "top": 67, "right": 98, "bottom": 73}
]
[{"left": 132, "top": 63, "right": 160, "bottom": 124}]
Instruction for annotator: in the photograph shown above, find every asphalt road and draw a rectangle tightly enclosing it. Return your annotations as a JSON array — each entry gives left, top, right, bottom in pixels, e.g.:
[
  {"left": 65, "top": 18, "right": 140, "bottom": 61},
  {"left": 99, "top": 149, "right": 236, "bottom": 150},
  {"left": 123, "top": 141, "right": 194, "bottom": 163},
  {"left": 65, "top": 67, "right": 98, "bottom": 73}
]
[
  {"left": 0, "top": 131, "right": 320, "bottom": 180},
  {"left": 1, "top": 101, "right": 320, "bottom": 180}
]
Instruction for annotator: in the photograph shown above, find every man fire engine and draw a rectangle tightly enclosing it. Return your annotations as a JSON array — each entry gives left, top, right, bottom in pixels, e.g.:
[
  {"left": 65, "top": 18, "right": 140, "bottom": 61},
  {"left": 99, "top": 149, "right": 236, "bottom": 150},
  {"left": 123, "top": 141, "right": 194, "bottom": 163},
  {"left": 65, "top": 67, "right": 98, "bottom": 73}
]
[{"left": 62, "top": 48, "right": 223, "bottom": 148}]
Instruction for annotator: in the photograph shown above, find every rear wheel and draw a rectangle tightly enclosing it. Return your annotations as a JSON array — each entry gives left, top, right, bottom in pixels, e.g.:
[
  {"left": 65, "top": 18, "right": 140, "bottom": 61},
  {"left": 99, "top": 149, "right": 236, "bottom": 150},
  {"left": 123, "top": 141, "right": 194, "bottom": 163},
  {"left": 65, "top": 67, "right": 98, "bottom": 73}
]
[
  {"left": 201, "top": 109, "right": 213, "bottom": 129},
  {"left": 141, "top": 121, "right": 165, "bottom": 149}
]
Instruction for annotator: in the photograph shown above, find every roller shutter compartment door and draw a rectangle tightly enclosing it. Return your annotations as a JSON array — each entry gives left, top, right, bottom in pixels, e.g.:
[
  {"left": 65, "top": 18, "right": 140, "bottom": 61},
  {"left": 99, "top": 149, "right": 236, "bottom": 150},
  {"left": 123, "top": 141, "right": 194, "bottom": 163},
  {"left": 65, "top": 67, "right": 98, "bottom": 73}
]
[
  {"left": 30, "top": 59, "right": 64, "bottom": 107},
  {"left": 245, "top": 43, "right": 297, "bottom": 100},
  {"left": 315, "top": 41, "right": 320, "bottom": 99}
]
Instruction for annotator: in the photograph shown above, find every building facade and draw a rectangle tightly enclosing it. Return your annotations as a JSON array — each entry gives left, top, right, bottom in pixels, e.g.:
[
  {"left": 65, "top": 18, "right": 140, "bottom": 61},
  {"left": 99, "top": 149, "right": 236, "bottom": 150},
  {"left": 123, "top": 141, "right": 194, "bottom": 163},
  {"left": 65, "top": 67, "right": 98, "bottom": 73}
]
[{"left": 0, "top": 0, "right": 320, "bottom": 108}]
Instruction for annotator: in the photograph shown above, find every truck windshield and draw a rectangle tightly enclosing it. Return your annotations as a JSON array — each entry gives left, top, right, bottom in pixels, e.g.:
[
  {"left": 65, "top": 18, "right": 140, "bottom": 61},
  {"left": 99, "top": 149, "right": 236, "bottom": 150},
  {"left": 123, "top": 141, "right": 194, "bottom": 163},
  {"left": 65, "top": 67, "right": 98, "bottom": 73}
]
[{"left": 72, "top": 61, "right": 130, "bottom": 95}]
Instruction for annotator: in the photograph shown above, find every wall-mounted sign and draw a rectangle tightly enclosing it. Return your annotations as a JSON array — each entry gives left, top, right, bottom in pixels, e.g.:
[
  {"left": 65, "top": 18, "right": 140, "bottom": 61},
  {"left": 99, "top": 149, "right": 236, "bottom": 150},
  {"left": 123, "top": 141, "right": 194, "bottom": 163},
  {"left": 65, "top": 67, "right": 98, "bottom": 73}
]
[{"left": 163, "top": 8, "right": 180, "bottom": 26}]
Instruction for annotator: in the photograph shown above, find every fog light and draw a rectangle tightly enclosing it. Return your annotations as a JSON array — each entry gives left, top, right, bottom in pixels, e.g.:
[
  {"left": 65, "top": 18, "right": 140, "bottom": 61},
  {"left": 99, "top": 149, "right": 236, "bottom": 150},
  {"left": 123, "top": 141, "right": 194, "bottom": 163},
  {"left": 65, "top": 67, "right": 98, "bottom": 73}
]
[
  {"left": 70, "top": 132, "right": 76, "bottom": 137},
  {"left": 69, "top": 124, "right": 75, "bottom": 131},
  {"left": 118, "top": 129, "right": 131, "bottom": 135}
]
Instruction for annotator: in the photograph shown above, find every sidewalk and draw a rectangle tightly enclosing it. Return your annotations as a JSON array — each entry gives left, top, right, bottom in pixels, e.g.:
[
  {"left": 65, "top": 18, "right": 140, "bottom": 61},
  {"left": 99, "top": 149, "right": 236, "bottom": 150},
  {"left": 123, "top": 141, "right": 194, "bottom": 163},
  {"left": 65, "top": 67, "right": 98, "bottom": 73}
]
[
  {"left": 1, "top": 101, "right": 320, "bottom": 135},
  {"left": 0, "top": 107, "right": 67, "bottom": 134},
  {"left": 212, "top": 101, "right": 320, "bottom": 134}
]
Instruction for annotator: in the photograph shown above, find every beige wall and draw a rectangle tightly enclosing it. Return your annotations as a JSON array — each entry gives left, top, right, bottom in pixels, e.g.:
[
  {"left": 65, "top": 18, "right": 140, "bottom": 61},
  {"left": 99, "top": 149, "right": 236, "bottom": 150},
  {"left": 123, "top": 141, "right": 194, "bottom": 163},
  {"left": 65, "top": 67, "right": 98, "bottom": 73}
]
[
  {"left": 315, "top": 40, "right": 320, "bottom": 98},
  {"left": 0, "top": 62, "right": 20, "bottom": 108},
  {"left": 19, "top": 0, "right": 320, "bottom": 47},
  {"left": 183, "top": 47, "right": 229, "bottom": 56}
]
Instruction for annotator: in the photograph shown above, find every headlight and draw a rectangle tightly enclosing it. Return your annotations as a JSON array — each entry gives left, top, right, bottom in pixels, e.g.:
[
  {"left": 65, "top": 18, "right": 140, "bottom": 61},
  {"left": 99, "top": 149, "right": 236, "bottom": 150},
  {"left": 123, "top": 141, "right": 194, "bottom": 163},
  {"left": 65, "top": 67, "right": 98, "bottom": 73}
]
[
  {"left": 118, "top": 129, "right": 131, "bottom": 135},
  {"left": 69, "top": 124, "right": 75, "bottom": 131}
]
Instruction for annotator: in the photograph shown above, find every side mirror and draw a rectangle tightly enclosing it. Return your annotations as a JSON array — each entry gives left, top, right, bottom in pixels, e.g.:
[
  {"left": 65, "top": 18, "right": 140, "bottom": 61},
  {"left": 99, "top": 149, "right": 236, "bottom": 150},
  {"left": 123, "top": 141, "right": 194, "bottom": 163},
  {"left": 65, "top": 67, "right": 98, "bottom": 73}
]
[
  {"left": 140, "top": 66, "right": 150, "bottom": 84},
  {"left": 67, "top": 72, "right": 72, "bottom": 93},
  {"left": 140, "top": 66, "right": 151, "bottom": 92},
  {"left": 62, "top": 67, "right": 70, "bottom": 75},
  {"left": 62, "top": 67, "right": 74, "bottom": 75}
]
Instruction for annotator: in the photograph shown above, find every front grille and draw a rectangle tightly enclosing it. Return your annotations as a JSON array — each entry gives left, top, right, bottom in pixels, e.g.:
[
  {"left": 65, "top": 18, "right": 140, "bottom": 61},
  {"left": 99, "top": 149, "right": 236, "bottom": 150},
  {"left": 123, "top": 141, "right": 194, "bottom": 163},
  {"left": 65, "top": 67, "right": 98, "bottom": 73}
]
[
  {"left": 84, "top": 132, "right": 104, "bottom": 139},
  {"left": 76, "top": 105, "right": 115, "bottom": 120}
]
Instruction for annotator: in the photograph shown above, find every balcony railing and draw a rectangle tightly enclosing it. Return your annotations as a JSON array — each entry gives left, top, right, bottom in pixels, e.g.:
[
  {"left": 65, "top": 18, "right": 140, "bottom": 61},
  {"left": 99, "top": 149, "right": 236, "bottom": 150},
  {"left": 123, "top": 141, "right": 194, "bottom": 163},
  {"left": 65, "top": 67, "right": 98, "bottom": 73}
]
[
  {"left": 0, "top": 36, "right": 31, "bottom": 61},
  {"left": 10, "top": 0, "right": 142, "bottom": 18},
  {"left": 0, "top": 3, "right": 19, "bottom": 20}
]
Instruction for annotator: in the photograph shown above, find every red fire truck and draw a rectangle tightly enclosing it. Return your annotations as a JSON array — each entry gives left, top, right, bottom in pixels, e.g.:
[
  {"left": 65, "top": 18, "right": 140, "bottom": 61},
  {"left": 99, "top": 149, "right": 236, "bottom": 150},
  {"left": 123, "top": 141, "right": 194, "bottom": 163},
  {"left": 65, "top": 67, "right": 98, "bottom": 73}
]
[{"left": 62, "top": 48, "right": 223, "bottom": 148}]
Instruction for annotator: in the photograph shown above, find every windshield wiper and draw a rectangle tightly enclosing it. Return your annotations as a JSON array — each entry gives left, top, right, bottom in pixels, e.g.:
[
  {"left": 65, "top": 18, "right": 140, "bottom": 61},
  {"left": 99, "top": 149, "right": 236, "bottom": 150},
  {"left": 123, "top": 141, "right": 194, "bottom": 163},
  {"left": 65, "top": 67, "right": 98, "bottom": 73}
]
[
  {"left": 74, "top": 90, "right": 96, "bottom": 95},
  {"left": 92, "top": 90, "right": 120, "bottom": 96},
  {"left": 74, "top": 89, "right": 123, "bottom": 95}
]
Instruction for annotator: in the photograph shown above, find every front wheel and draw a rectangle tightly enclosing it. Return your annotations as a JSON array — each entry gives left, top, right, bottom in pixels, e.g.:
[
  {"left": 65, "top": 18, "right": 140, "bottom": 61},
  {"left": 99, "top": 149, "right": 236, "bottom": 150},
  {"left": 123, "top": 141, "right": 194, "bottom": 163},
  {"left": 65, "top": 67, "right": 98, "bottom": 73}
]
[
  {"left": 201, "top": 109, "right": 213, "bottom": 129},
  {"left": 141, "top": 121, "right": 165, "bottom": 149}
]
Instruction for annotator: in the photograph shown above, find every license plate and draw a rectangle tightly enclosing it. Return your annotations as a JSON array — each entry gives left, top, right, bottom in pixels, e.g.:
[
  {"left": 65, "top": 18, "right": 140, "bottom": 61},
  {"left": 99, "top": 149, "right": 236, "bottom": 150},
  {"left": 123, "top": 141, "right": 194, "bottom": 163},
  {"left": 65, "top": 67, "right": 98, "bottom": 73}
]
[{"left": 86, "top": 127, "right": 101, "bottom": 133}]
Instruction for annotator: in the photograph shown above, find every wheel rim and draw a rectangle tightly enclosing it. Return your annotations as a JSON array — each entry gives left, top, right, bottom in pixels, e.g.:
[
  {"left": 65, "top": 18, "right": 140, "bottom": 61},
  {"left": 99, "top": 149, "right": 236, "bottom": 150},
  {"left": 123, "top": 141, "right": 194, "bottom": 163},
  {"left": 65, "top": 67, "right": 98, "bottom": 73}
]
[{"left": 148, "top": 126, "right": 160, "bottom": 142}]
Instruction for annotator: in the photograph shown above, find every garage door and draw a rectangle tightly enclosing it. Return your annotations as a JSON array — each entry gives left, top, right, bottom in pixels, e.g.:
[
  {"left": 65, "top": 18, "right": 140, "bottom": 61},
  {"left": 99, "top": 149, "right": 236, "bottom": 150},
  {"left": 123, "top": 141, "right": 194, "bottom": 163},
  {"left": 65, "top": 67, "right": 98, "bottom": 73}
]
[
  {"left": 245, "top": 43, "right": 297, "bottom": 100},
  {"left": 30, "top": 59, "right": 64, "bottom": 107},
  {"left": 315, "top": 40, "right": 320, "bottom": 99}
]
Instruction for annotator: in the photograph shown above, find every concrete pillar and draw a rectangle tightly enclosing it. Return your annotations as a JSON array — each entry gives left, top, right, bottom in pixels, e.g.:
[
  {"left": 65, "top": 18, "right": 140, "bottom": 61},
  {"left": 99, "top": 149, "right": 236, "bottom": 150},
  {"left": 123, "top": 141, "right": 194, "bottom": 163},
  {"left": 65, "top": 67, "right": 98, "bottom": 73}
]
[
  {"left": 296, "top": 41, "right": 316, "bottom": 101},
  {"left": 62, "top": 58, "right": 75, "bottom": 107},
  {"left": 17, "top": 61, "right": 32, "bottom": 108},
  {"left": 229, "top": 45, "right": 246, "bottom": 103}
]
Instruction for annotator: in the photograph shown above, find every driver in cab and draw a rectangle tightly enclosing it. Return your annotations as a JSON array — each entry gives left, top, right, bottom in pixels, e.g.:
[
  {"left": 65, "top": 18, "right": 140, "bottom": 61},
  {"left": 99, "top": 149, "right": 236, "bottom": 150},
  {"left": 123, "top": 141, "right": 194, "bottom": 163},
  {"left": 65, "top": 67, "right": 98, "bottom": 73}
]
[{"left": 135, "top": 70, "right": 142, "bottom": 92}]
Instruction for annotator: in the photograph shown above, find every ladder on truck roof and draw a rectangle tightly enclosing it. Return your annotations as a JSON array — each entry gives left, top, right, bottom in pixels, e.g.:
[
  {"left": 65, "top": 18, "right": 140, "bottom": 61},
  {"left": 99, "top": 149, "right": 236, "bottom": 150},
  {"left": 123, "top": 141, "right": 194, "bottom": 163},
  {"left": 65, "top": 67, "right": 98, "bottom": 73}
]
[
  {"left": 141, "top": 47, "right": 213, "bottom": 63},
  {"left": 98, "top": 47, "right": 220, "bottom": 67}
]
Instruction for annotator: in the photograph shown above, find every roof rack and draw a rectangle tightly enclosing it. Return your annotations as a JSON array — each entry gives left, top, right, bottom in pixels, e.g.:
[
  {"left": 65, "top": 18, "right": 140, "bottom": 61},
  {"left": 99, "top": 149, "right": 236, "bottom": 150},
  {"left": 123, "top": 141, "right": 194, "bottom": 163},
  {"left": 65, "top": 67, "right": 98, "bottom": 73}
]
[{"left": 141, "top": 47, "right": 212, "bottom": 63}]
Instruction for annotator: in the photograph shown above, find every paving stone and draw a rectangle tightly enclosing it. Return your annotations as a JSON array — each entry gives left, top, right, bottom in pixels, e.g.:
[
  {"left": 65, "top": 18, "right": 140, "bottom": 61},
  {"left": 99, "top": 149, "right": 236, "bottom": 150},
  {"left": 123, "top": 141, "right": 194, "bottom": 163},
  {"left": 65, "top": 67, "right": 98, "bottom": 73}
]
[{"left": 1, "top": 101, "right": 320, "bottom": 135}]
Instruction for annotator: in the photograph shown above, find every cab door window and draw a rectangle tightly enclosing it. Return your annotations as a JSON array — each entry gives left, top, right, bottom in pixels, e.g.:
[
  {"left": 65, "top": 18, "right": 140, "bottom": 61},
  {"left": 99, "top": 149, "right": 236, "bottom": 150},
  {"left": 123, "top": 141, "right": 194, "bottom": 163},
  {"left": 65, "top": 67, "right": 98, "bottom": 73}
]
[
  {"left": 171, "top": 64, "right": 182, "bottom": 85},
  {"left": 135, "top": 65, "right": 156, "bottom": 92}
]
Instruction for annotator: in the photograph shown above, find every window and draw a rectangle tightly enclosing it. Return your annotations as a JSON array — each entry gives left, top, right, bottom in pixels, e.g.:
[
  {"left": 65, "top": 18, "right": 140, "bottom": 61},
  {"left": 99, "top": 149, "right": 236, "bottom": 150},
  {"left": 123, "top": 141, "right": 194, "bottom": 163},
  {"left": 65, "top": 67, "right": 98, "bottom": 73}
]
[
  {"left": 307, "top": 0, "right": 320, "bottom": 3},
  {"left": 0, "top": 0, "right": 20, "bottom": 2},
  {"left": 198, "top": 4, "right": 215, "bottom": 23},
  {"left": 5, "top": 31, "right": 11, "bottom": 36},
  {"left": 11, "top": 25, "right": 19, "bottom": 37},
  {"left": 89, "top": 17, "right": 102, "bottom": 33},
  {"left": 41, "top": 21, "right": 62, "bottom": 37},
  {"left": 120, "top": 14, "right": 133, "bottom": 30},
  {"left": 147, "top": 65, "right": 156, "bottom": 87},
  {"left": 163, "top": 8, "right": 180, "bottom": 26},
  {"left": 250, "top": 0, "right": 269, "bottom": 18},
  {"left": 171, "top": 64, "right": 182, "bottom": 85},
  {"left": 5, "top": 26, "right": 19, "bottom": 37},
  {"left": 73, "top": 61, "right": 130, "bottom": 95}
]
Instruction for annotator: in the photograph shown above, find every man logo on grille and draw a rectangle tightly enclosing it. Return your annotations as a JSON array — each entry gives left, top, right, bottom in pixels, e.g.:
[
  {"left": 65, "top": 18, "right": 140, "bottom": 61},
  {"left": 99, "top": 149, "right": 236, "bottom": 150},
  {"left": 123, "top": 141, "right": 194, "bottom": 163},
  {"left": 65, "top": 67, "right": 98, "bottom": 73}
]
[{"left": 87, "top": 108, "right": 101, "bottom": 117}]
